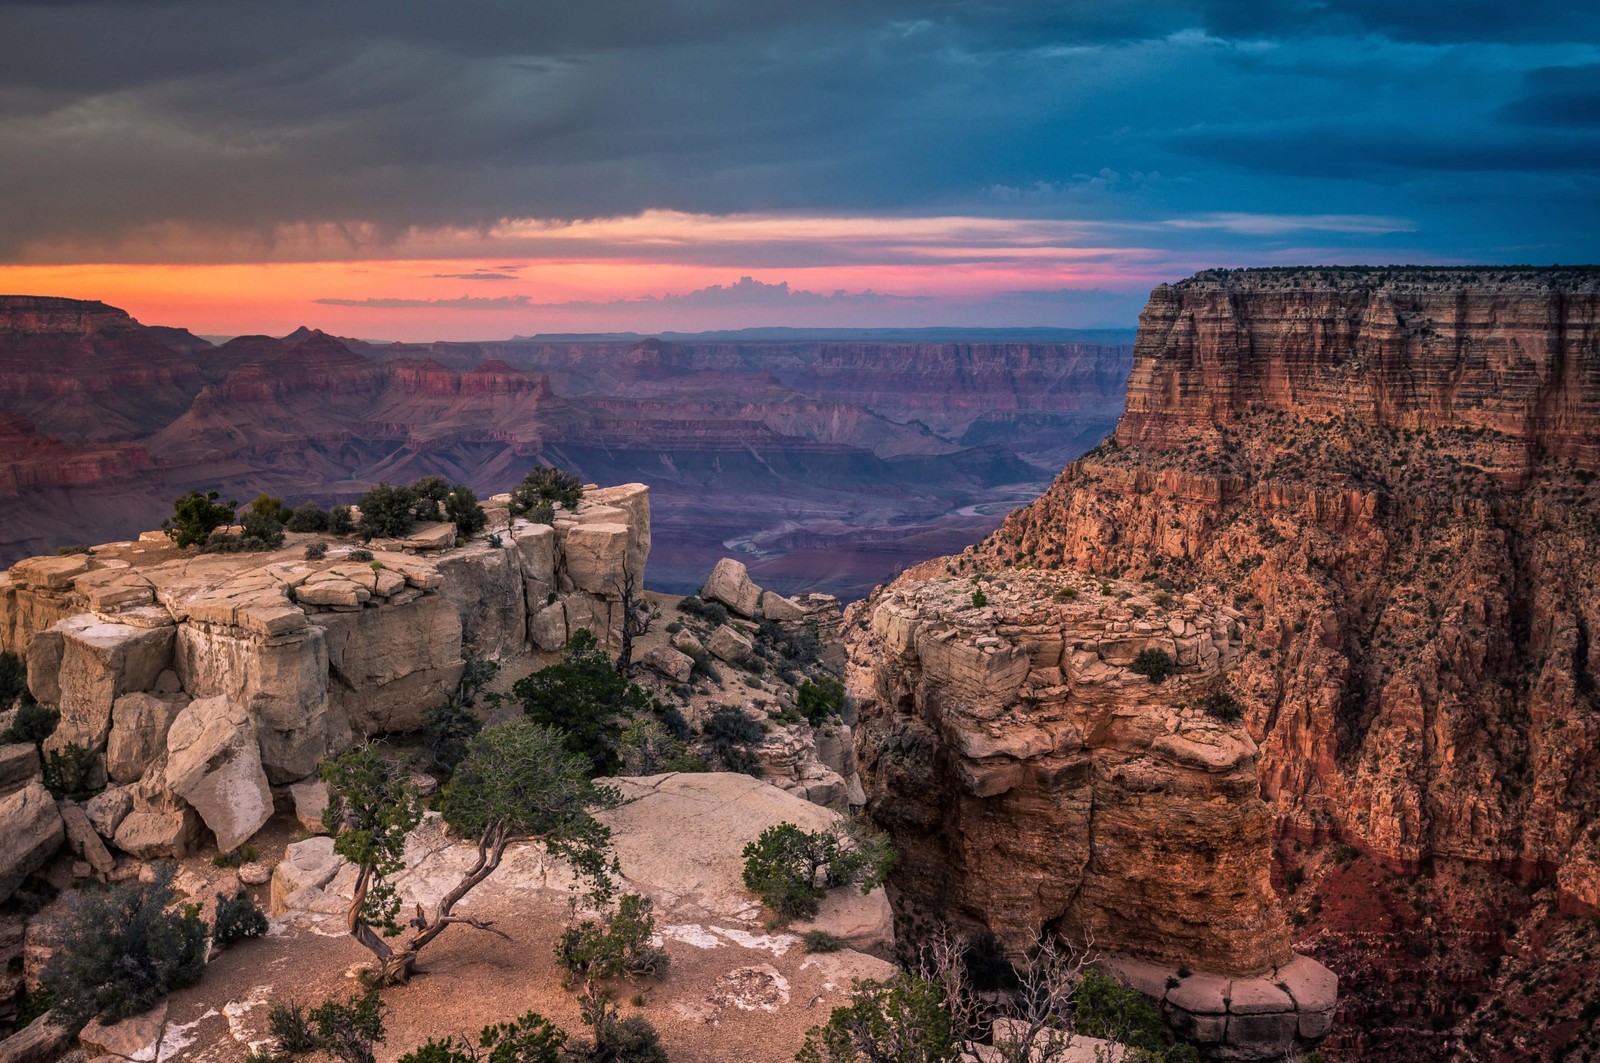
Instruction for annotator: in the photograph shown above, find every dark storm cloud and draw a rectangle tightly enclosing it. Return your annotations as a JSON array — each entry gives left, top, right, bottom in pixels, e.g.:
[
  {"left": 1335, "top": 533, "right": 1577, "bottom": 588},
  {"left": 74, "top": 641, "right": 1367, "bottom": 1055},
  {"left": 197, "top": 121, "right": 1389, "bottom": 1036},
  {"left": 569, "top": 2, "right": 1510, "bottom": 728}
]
[{"left": 0, "top": 0, "right": 1595, "bottom": 264}]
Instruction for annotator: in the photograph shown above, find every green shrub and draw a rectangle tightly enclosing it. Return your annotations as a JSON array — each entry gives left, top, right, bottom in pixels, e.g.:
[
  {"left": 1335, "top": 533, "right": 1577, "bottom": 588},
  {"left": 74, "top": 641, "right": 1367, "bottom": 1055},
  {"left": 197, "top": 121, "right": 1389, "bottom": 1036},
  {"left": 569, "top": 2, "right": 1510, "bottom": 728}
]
[
  {"left": 797, "top": 975, "right": 956, "bottom": 1063},
  {"left": 423, "top": 700, "right": 482, "bottom": 776},
  {"left": 487, "top": 533, "right": 503, "bottom": 549},
  {"left": 162, "top": 489, "right": 237, "bottom": 548},
  {"left": 304, "top": 541, "right": 328, "bottom": 561},
  {"left": 267, "top": 1000, "right": 318, "bottom": 1054},
  {"left": 567, "top": 995, "right": 667, "bottom": 1063},
  {"left": 675, "top": 596, "right": 728, "bottom": 625},
  {"left": 971, "top": 588, "right": 988, "bottom": 608},
  {"left": 398, "top": 1011, "right": 567, "bottom": 1063},
  {"left": 1072, "top": 969, "right": 1198, "bottom": 1061},
  {"left": 213, "top": 891, "right": 268, "bottom": 947},
  {"left": 741, "top": 819, "right": 894, "bottom": 922},
  {"left": 1199, "top": 689, "right": 1243, "bottom": 722},
  {"left": 55, "top": 544, "right": 90, "bottom": 556},
  {"left": 1129, "top": 648, "right": 1176, "bottom": 684},
  {"left": 704, "top": 706, "right": 763, "bottom": 747},
  {"left": 43, "top": 742, "right": 91, "bottom": 797},
  {"left": 509, "top": 466, "right": 583, "bottom": 516},
  {"left": 1, "top": 696, "right": 58, "bottom": 747},
  {"left": 311, "top": 992, "right": 385, "bottom": 1063},
  {"left": 357, "top": 483, "right": 418, "bottom": 540},
  {"left": 410, "top": 476, "right": 450, "bottom": 522},
  {"left": 212, "top": 844, "right": 259, "bottom": 868},
  {"left": 43, "top": 863, "right": 209, "bottom": 1029},
  {"left": 347, "top": 547, "right": 373, "bottom": 562},
  {"left": 444, "top": 485, "right": 487, "bottom": 536},
  {"left": 796, "top": 676, "right": 846, "bottom": 726},
  {"left": 285, "top": 503, "right": 330, "bottom": 533},
  {"left": 248, "top": 494, "right": 294, "bottom": 525},
  {"left": 510, "top": 630, "right": 658, "bottom": 777},
  {"left": 802, "top": 930, "right": 842, "bottom": 953},
  {"left": 239, "top": 509, "right": 286, "bottom": 551},
  {"left": 329, "top": 506, "right": 355, "bottom": 535},
  {"left": 556, "top": 893, "right": 669, "bottom": 987},
  {"left": 618, "top": 717, "right": 699, "bottom": 776},
  {"left": 0, "top": 650, "right": 26, "bottom": 709}
]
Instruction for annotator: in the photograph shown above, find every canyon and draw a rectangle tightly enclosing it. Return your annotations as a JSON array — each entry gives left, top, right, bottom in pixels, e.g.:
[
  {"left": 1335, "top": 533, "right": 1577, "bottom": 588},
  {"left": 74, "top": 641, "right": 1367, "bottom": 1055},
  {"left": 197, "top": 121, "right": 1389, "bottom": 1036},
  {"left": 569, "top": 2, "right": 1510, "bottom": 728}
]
[
  {"left": 0, "top": 297, "right": 1132, "bottom": 600},
  {"left": 848, "top": 267, "right": 1600, "bottom": 1060}
]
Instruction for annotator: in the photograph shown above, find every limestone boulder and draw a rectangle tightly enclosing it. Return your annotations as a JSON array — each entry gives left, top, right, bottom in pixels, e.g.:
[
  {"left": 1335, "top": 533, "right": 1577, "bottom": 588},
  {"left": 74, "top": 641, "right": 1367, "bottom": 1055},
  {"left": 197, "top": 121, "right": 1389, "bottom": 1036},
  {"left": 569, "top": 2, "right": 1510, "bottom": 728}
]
[
  {"left": 79, "top": 1001, "right": 166, "bottom": 1060},
  {"left": 702, "top": 558, "right": 761, "bottom": 618},
  {"left": 113, "top": 806, "right": 200, "bottom": 860},
  {"left": 707, "top": 624, "right": 754, "bottom": 664},
  {"left": 0, "top": 743, "right": 40, "bottom": 797},
  {"left": 30, "top": 615, "right": 174, "bottom": 753},
  {"left": 563, "top": 523, "right": 631, "bottom": 597},
  {"left": 0, "top": 783, "right": 64, "bottom": 902},
  {"left": 84, "top": 786, "right": 133, "bottom": 839},
  {"left": 57, "top": 800, "right": 115, "bottom": 876},
  {"left": 173, "top": 621, "right": 334, "bottom": 784},
  {"left": 529, "top": 601, "right": 568, "bottom": 652},
  {"left": 164, "top": 695, "right": 273, "bottom": 853},
  {"left": 290, "top": 779, "right": 330, "bottom": 834},
  {"left": 314, "top": 594, "right": 464, "bottom": 735},
  {"left": 760, "top": 590, "right": 806, "bottom": 623},
  {"left": 104, "top": 691, "right": 187, "bottom": 784},
  {"left": 270, "top": 835, "right": 347, "bottom": 914},
  {"left": 584, "top": 484, "right": 650, "bottom": 585},
  {"left": 642, "top": 645, "right": 694, "bottom": 684}
]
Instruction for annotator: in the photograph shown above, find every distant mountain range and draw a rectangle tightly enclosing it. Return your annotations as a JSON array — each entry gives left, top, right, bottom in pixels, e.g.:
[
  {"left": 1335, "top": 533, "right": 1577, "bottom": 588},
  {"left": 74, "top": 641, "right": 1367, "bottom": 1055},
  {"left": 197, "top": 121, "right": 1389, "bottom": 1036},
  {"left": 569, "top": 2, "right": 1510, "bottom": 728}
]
[{"left": 0, "top": 295, "right": 1133, "bottom": 598}]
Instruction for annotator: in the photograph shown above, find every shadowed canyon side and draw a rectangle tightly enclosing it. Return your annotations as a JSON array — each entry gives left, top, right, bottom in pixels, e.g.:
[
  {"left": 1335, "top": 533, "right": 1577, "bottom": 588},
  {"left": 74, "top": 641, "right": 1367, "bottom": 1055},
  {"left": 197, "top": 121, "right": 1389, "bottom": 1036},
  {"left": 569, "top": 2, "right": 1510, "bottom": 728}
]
[
  {"left": 0, "top": 297, "right": 1132, "bottom": 600},
  {"left": 849, "top": 267, "right": 1600, "bottom": 1059}
]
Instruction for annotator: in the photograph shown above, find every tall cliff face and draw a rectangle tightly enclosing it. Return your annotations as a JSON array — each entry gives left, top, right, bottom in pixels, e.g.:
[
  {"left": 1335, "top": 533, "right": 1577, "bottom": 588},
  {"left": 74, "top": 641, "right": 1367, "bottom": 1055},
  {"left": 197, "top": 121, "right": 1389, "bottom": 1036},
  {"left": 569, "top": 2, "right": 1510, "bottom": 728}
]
[
  {"left": 975, "top": 269, "right": 1600, "bottom": 900},
  {"left": 849, "top": 268, "right": 1599, "bottom": 1057}
]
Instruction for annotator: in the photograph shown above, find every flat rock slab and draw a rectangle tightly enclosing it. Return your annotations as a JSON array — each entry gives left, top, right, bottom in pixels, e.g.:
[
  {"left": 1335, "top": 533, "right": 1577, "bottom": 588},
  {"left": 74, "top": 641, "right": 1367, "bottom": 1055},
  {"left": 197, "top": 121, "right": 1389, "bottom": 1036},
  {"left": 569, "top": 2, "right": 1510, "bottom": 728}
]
[{"left": 79, "top": 1001, "right": 167, "bottom": 1061}]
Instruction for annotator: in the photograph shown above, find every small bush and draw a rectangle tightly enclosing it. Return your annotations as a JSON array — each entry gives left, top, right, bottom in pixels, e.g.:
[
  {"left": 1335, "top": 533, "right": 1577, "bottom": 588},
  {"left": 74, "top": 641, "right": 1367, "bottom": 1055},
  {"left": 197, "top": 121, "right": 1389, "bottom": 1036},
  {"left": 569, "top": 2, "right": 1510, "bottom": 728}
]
[
  {"left": 304, "top": 541, "right": 329, "bottom": 561},
  {"left": 213, "top": 891, "right": 268, "bottom": 947},
  {"left": 163, "top": 489, "right": 238, "bottom": 548},
  {"left": 674, "top": 596, "right": 728, "bottom": 626},
  {"left": 1, "top": 696, "right": 58, "bottom": 747},
  {"left": 741, "top": 819, "right": 893, "bottom": 922},
  {"left": 398, "top": 1011, "right": 566, "bottom": 1063},
  {"left": 268, "top": 1000, "right": 318, "bottom": 1054},
  {"left": 971, "top": 588, "right": 988, "bottom": 608},
  {"left": 311, "top": 992, "right": 385, "bottom": 1063},
  {"left": 802, "top": 930, "right": 842, "bottom": 953},
  {"left": 1072, "top": 968, "right": 1197, "bottom": 1060},
  {"left": 703, "top": 706, "right": 763, "bottom": 747},
  {"left": 43, "top": 863, "right": 209, "bottom": 1029},
  {"left": 55, "top": 544, "right": 90, "bottom": 556},
  {"left": 1199, "top": 689, "right": 1244, "bottom": 722},
  {"left": 239, "top": 509, "right": 286, "bottom": 551},
  {"left": 43, "top": 742, "right": 91, "bottom": 797},
  {"left": 567, "top": 997, "right": 667, "bottom": 1063},
  {"left": 444, "top": 485, "right": 487, "bottom": 536},
  {"left": 1054, "top": 586, "right": 1079, "bottom": 601},
  {"left": 509, "top": 466, "right": 583, "bottom": 516},
  {"left": 423, "top": 700, "right": 482, "bottom": 776},
  {"left": 357, "top": 483, "right": 418, "bottom": 540},
  {"left": 347, "top": 547, "right": 373, "bottom": 562},
  {"left": 1129, "top": 648, "right": 1176, "bottom": 684},
  {"left": 487, "top": 532, "right": 503, "bottom": 549},
  {"left": 285, "top": 502, "right": 330, "bottom": 533},
  {"left": 0, "top": 649, "right": 31, "bottom": 710},
  {"left": 329, "top": 505, "right": 355, "bottom": 535},
  {"left": 212, "top": 844, "right": 260, "bottom": 868},
  {"left": 796, "top": 675, "right": 846, "bottom": 726},
  {"left": 555, "top": 893, "right": 669, "bottom": 987}
]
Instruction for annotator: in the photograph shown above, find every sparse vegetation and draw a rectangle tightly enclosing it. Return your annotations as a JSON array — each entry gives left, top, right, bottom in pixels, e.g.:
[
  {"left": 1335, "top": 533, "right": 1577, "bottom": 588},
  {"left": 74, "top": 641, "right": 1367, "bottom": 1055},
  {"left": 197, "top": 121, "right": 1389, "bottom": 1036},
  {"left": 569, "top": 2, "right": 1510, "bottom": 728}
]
[
  {"left": 1129, "top": 648, "right": 1176, "bottom": 684},
  {"left": 1, "top": 695, "right": 58, "bottom": 747},
  {"left": 796, "top": 675, "right": 847, "bottom": 726},
  {"left": 310, "top": 992, "right": 386, "bottom": 1063},
  {"left": 509, "top": 466, "right": 584, "bottom": 516},
  {"left": 162, "top": 489, "right": 238, "bottom": 548},
  {"left": 741, "top": 818, "right": 893, "bottom": 922},
  {"left": 555, "top": 893, "right": 669, "bottom": 989},
  {"left": 285, "top": 502, "right": 331, "bottom": 533},
  {"left": 43, "top": 863, "right": 209, "bottom": 1029},
  {"left": 356, "top": 482, "right": 419, "bottom": 540},
  {"left": 511, "top": 630, "right": 660, "bottom": 777},
  {"left": 213, "top": 891, "right": 269, "bottom": 947},
  {"left": 397, "top": 1010, "right": 567, "bottom": 1063}
]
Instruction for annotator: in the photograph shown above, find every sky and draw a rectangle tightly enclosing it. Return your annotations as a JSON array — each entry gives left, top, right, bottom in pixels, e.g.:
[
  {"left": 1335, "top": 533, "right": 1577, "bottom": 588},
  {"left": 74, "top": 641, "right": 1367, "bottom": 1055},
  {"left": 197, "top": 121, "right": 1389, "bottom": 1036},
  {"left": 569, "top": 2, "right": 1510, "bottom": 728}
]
[{"left": 0, "top": 0, "right": 1594, "bottom": 340}]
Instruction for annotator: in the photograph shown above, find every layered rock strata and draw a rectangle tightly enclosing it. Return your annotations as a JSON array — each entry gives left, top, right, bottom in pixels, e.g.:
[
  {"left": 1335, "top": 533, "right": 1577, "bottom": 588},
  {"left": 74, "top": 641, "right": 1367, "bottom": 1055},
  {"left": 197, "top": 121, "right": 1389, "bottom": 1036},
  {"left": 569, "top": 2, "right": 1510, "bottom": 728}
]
[
  {"left": 847, "top": 570, "right": 1330, "bottom": 1058},
  {"left": 973, "top": 268, "right": 1600, "bottom": 912}
]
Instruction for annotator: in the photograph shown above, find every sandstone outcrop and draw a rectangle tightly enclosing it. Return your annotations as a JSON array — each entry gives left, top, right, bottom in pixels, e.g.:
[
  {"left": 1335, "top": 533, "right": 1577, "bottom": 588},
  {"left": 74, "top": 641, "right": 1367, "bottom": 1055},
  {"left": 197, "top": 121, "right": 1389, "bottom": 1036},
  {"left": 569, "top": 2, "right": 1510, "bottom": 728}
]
[
  {"left": 849, "top": 571, "right": 1295, "bottom": 975},
  {"left": 0, "top": 482, "right": 650, "bottom": 881},
  {"left": 0, "top": 784, "right": 63, "bottom": 901},
  {"left": 972, "top": 269, "right": 1600, "bottom": 909}
]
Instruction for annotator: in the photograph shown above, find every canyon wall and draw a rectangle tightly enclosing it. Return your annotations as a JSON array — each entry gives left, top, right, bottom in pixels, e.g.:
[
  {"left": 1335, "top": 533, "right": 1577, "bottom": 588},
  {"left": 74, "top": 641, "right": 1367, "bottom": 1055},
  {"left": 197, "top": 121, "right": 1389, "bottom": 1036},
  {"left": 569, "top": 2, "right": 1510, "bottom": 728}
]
[{"left": 849, "top": 267, "right": 1600, "bottom": 1058}]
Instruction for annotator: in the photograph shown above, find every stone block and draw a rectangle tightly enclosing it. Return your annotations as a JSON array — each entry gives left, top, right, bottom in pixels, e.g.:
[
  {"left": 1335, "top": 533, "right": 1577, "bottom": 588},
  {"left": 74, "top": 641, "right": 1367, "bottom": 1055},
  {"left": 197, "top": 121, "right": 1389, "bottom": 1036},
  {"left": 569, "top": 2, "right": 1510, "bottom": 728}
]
[
  {"left": 0, "top": 743, "right": 40, "bottom": 797},
  {"left": 708, "top": 624, "right": 754, "bottom": 663},
  {"left": 42, "top": 615, "right": 175, "bottom": 753},
  {"left": 105, "top": 692, "right": 185, "bottom": 785},
  {"left": 0, "top": 783, "right": 64, "bottom": 903},
  {"left": 702, "top": 558, "right": 761, "bottom": 617},
  {"left": 112, "top": 807, "right": 200, "bottom": 860},
  {"left": 760, "top": 591, "right": 806, "bottom": 622},
  {"left": 1167, "top": 972, "right": 1231, "bottom": 1015},
  {"left": 79, "top": 1001, "right": 166, "bottom": 1061},
  {"left": 642, "top": 645, "right": 693, "bottom": 684},
  {"left": 164, "top": 695, "right": 273, "bottom": 853},
  {"left": 1227, "top": 976, "right": 1293, "bottom": 1015},
  {"left": 563, "top": 523, "right": 631, "bottom": 596}
]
